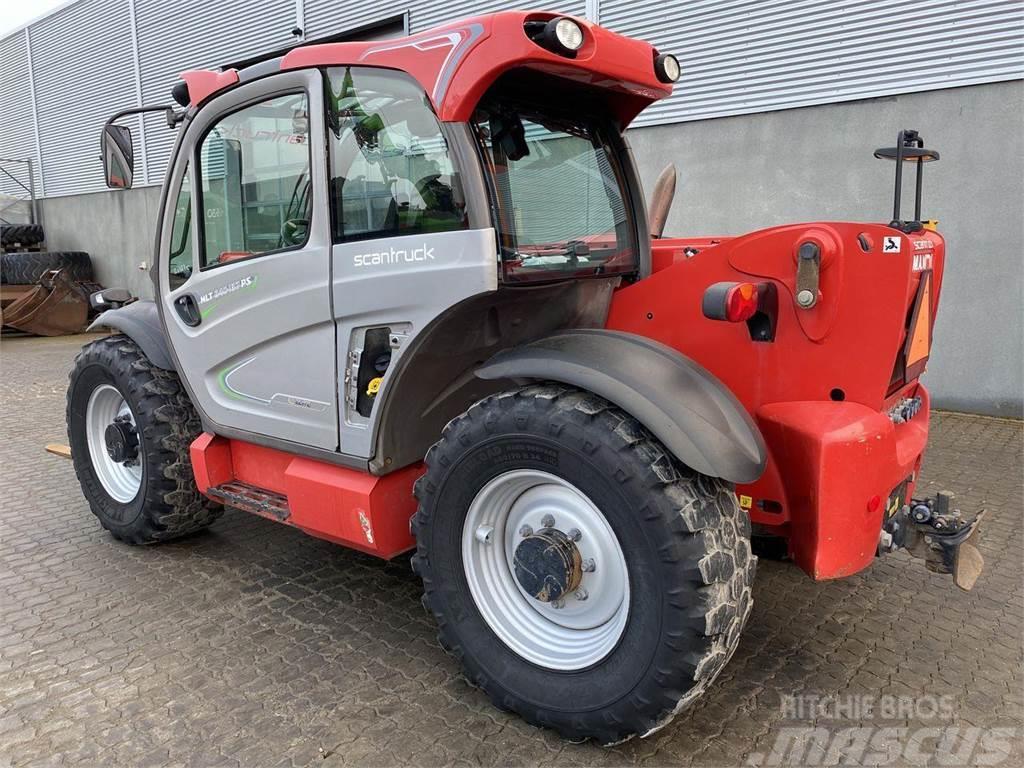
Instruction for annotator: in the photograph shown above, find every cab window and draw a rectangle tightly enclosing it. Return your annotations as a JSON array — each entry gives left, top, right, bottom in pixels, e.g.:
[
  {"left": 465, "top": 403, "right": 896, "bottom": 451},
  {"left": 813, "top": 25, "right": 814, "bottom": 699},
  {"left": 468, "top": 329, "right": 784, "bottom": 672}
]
[
  {"left": 325, "top": 67, "right": 467, "bottom": 243},
  {"left": 197, "top": 92, "right": 312, "bottom": 268},
  {"left": 471, "top": 74, "right": 638, "bottom": 283},
  {"left": 168, "top": 164, "right": 193, "bottom": 289}
]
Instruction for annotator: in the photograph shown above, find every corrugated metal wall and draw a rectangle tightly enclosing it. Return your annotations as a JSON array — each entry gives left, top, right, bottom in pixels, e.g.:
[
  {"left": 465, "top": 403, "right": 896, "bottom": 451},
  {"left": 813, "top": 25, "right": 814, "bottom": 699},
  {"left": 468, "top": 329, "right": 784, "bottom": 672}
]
[
  {"left": 136, "top": 0, "right": 298, "bottom": 185},
  {"left": 600, "top": 0, "right": 1024, "bottom": 125},
  {"left": 1, "top": 0, "right": 1020, "bottom": 198},
  {"left": 29, "top": 0, "right": 141, "bottom": 198},
  {"left": 0, "top": 32, "right": 37, "bottom": 198}
]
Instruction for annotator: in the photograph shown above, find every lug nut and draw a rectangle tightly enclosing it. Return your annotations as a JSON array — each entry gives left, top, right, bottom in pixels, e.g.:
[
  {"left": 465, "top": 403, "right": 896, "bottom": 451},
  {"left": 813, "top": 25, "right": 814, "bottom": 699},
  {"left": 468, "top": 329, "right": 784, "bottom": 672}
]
[
  {"left": 519, "top": 525, "right": 533, "bottom": 538},
  {"left": 568, "top": 528, "right": 581, "bottom": 542},
  {"left": 582, "top": 558, "right": 596, "bottom": 572},
  {"left": 575, "top": 589, "right": 588, "bottom": 601},
  {"left": 551, "top": 598, "right": 565, "bottom": 609},
  {"left": 541, "top": 514, "right": 555, "bottom": 529},
  {"left": 475, "top": 525, "right": 494, "bottom": 544}
]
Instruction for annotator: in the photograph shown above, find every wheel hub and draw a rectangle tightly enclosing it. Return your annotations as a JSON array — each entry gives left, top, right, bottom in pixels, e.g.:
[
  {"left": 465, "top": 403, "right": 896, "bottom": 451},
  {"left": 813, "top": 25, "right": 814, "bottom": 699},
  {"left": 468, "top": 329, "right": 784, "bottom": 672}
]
[
  {"left": 85, "top": 384, "right": 143, "bottom": 503},
  {"left": 104, "top": 416, "right": 139, "bottom": 464},
  {"left": 513, "top": 528, "right": 583, "bottom": 603},
  {"left": 461, "top": 469, "right": 630, "bottom": 670}
]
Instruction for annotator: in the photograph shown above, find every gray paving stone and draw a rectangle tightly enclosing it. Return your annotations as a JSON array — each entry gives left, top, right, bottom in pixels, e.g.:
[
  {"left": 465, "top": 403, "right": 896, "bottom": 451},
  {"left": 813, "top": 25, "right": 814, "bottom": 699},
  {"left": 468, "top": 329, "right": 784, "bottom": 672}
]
[{"left": 1, "top": 333, "right": 1021, "bottom": 766}]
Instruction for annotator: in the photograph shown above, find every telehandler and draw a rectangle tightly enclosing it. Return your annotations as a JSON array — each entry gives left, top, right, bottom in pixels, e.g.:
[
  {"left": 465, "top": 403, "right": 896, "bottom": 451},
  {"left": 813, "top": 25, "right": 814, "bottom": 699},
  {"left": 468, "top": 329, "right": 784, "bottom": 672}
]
[{"left": 69, "top": 10, "right": 982, "bottom": 743}]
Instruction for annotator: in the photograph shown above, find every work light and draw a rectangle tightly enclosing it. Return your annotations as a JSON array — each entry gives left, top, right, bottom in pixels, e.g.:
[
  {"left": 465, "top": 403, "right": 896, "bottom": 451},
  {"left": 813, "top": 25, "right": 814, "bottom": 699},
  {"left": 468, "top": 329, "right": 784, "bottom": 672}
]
[
  {"left": 545, "top": 17, "right": 584, "bottom": 54},
  {"left": 655, "top": 53, "right": 681, "bottom": 83}
]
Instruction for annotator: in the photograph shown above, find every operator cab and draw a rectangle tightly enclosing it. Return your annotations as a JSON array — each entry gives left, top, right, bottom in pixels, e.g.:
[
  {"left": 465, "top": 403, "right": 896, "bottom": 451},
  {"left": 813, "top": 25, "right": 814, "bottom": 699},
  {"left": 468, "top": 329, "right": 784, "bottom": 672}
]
[{"left": 94, "top": 11, "right": 675, "bottom": 470}]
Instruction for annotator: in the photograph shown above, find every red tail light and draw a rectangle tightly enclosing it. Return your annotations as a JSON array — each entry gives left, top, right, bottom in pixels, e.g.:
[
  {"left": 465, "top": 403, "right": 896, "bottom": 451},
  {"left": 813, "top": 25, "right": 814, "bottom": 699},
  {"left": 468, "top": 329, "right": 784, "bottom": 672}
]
[{"left": 703, "top": 281, "right": 760, "bottom": 322}]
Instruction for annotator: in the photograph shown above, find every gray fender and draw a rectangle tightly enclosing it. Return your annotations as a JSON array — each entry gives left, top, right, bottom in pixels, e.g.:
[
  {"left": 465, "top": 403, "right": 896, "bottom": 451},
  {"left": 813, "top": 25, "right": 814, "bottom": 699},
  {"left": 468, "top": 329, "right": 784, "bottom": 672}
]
[
  {"left": 88, "top": 300, "right": 176, "bottom": 371},
  {"left": 475, "top": 329, "right": 767, "bottom": 484}
]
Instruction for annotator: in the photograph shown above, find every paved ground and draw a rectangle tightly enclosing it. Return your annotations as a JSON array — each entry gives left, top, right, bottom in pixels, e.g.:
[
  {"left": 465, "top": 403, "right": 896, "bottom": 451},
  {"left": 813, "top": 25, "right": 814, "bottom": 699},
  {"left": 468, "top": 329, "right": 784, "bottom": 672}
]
[{"left": 1, "top": 333, "right": 1022, "bottom": 767}]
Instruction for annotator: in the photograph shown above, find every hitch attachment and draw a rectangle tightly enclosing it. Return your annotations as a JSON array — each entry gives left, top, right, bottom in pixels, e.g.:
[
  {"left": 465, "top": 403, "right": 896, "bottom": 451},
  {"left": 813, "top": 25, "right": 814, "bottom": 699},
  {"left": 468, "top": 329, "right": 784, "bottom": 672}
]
[{"left": 879, "top": 491, "right": 984, "bottom": 591}]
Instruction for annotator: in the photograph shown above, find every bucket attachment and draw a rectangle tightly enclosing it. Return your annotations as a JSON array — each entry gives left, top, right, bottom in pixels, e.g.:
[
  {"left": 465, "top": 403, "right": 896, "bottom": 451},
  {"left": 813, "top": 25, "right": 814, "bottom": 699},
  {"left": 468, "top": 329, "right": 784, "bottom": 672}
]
[
  {"left": 0, "top": 269, "right": 92, "bottom": 336},
  {"left": 880, "top": 490, "right": 984, "bottom": 591}
]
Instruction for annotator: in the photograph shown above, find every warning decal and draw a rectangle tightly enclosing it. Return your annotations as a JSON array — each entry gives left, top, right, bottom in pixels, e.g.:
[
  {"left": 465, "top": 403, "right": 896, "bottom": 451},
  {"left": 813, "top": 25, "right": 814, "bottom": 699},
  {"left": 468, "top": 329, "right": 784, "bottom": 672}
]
[
  {"left": 903, "top": 270, "right": 933, "bottom": 380},
  {"left": 883, "top": 236, "right": 902, "bottom": 253}
]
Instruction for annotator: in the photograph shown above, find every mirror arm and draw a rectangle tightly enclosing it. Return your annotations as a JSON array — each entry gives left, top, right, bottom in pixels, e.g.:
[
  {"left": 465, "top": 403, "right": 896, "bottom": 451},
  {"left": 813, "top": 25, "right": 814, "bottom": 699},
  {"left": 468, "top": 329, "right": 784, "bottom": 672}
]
[{"left": 105, "top": 104, "right": 184, "bottom": 131}]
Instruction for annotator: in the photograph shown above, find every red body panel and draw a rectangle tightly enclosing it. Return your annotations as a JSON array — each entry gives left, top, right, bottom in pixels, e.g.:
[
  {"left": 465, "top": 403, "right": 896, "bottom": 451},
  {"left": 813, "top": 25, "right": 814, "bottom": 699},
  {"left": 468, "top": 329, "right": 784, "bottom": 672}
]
[
  {"left": 191, "top": 434, "right": 419, "bottom": 558},
  {"left": 606, "top": 224, "right": 944, "bottom": 579},
  {"left": 180, "top": 11, "right": 670, "bottom": 126},
  {"left": 179, "top": 68, "right": 239, "bottom": 106},
  {"left": 282, "top": 11, "right": 670, "bottom": 125}
]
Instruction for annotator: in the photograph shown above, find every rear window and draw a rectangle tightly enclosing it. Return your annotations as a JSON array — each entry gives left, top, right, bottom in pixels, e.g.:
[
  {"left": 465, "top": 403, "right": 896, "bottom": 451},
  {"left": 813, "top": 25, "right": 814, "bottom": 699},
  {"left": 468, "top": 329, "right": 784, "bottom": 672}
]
[{"left": 472, "top": 102, "right": 638, "bottom": 283}]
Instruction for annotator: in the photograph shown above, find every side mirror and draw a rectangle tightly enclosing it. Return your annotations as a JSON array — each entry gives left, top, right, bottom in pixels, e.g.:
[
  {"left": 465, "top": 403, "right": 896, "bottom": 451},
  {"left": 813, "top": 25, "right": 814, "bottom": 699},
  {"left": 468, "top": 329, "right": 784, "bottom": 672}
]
[{"left": 102, "top": 123, "right": 135, "bottom": 189}]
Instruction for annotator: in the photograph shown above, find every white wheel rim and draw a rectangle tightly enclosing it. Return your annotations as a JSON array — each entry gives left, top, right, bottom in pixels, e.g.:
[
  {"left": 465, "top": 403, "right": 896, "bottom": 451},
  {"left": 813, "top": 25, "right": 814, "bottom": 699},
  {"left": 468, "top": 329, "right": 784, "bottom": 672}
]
[
  {"left": 85, "top": 384, "right": 142, "bottom": 503},
  {"left": 462, "top": 469, "right": 630, "bottom": 671}
]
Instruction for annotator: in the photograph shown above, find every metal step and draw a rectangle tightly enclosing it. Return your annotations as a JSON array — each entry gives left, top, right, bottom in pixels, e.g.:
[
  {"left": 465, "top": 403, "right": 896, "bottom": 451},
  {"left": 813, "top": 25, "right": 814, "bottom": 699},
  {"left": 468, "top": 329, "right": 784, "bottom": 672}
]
[{"left": 206, "top": 481, "right": 290, "bottom": 521}]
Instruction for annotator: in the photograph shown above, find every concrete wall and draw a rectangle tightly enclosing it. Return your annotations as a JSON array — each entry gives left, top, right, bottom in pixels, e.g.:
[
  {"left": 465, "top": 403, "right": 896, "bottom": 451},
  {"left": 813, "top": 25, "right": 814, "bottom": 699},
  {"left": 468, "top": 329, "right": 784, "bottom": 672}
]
[
  {"left": 35, "top": 81, "right": 1023, "bottom": 416},
  {"left": 39, "top": 186, "right": 162, "bottom": 301},
  {"left": 629, "top": 81, "right": 1024, "bottom": 418}
]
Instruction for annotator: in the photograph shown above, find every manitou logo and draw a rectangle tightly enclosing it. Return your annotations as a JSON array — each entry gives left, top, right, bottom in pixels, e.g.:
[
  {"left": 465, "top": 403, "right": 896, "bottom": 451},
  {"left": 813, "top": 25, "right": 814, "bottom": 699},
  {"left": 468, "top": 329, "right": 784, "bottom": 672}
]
[
  {"left": 353, "top": 243, "right": 436, "bottom": 267},
  {"left": 913, "top": 252, "right": 934, "bottom": 272}
]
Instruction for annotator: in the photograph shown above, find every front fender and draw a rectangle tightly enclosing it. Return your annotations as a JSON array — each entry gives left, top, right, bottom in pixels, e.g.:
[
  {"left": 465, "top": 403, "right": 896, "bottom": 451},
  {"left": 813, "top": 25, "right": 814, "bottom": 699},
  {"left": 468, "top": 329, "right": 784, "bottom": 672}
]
[
  {"left": 88, "top": 300, "right": 175, "bottom": 371},
  {"left": 475, "top": 329, "right": 766, "bottom": 483}
]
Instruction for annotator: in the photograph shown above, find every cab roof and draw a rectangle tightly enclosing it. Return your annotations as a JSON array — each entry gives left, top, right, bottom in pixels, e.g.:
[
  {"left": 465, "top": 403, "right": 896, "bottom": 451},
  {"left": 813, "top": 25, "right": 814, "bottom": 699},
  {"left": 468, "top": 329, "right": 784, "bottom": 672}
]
[{"left": 179, "top": 10, "right": 673, "bottom": 127}]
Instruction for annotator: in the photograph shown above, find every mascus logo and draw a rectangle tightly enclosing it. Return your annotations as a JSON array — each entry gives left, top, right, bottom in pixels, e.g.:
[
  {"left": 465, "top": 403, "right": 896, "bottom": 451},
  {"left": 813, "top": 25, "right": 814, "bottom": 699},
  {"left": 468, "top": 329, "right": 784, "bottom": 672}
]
[{"left": 354, "top": 243, "right": 436, "bottom": 267}]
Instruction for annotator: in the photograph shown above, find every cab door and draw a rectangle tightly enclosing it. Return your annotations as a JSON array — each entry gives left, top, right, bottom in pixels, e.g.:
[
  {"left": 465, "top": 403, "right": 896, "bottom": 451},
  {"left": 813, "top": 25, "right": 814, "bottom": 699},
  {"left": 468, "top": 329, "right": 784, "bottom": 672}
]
[{"left": 161, "top": 69, "right": 338, "bottom": 450}]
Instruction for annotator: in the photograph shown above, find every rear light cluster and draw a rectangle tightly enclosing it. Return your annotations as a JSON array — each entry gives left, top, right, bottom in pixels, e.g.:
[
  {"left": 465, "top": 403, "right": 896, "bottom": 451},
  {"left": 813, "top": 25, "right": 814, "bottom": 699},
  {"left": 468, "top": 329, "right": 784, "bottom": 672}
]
[{"left": 702, "top": 281, "right": 760, "bottom": 322}]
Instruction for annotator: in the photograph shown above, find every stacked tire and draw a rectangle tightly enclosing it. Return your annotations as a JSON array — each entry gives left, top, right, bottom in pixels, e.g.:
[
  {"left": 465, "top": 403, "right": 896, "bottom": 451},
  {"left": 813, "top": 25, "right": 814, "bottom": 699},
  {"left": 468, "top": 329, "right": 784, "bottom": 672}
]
[
  {"left": 0, "top": 251, "right": 94, "bottom": 285},
  {"left": 0, "top": 223, "right": 44, "bottom": 249}
]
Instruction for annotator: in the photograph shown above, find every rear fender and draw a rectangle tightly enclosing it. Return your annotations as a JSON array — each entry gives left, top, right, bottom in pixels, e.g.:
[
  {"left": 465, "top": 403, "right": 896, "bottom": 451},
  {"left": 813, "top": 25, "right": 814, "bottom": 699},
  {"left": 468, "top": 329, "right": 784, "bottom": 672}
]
[
  {"left": 88, "top": 300, "right": 175, "bottom": 371},
  {"left": 475, "top": 329, "right": 767, "bottom": 483}
]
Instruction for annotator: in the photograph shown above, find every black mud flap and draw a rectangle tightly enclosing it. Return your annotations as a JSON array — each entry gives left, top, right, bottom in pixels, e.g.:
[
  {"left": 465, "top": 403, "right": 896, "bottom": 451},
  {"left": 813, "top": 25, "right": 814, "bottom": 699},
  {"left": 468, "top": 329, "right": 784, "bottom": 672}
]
[{"left": 880, "top": 491, "right": 985, "bottom": 591}]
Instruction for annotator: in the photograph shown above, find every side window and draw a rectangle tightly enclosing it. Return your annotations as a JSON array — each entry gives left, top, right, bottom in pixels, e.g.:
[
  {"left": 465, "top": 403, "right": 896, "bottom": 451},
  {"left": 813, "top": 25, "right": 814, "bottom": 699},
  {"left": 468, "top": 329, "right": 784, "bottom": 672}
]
[
  {"left": 326, "top": 67, "right": 467, "bottom": 243},
  {"left": 168, "top": 163, "right": 193, "bottom": 289},
  {"left": 198, "top": 92, "right": 311, "bottom": 268}
]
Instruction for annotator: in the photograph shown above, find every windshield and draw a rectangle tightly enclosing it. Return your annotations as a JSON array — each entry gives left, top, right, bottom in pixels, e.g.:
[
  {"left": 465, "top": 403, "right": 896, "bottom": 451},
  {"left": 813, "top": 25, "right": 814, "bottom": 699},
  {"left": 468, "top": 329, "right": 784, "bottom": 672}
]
[{"left": 472, "top": 102, "right": 638, "bottom": 283}]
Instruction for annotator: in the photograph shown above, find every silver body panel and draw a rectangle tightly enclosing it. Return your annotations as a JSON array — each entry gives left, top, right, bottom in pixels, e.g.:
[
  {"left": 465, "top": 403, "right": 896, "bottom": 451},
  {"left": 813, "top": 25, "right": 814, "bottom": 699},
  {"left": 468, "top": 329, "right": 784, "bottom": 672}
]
[
  {"left": 332, "top": 228, "right": 498, "bottom": 457},
  {"left": 161, "top": 70, "right": 340, "bottom": 450}
]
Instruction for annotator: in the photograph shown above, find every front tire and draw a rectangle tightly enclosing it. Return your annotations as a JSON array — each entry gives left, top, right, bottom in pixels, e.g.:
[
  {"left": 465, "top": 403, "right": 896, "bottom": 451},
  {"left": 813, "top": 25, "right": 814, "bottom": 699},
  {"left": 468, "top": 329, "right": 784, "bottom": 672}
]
[
  {"left": 412, "top": 384, "right": 755, "bottom": 744},
  {"left": 66, "top": 335, "right": 221, "bottom": 544}
]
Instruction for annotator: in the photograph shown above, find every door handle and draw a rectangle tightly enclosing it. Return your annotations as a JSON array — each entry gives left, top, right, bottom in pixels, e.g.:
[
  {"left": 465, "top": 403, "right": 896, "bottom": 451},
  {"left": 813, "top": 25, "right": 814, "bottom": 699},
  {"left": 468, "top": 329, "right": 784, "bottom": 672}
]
[{"left": 174, "top": 293, "right": 202, "bottom": 327}]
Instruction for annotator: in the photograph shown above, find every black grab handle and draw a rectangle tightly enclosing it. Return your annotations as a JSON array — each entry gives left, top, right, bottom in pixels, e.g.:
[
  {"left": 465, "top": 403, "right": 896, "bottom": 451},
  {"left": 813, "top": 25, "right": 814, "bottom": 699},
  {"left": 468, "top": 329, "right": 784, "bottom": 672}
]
[{"left": 173, "top": 294, "right": 202, "bottom": 327}]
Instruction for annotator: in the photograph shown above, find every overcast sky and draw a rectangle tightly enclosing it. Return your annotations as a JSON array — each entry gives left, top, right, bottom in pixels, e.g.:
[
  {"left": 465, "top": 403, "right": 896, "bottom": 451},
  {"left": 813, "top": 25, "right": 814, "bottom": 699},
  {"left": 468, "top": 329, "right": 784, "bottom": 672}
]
[{"left": 0, "top": 0, "right": 69, "bottom": 37}]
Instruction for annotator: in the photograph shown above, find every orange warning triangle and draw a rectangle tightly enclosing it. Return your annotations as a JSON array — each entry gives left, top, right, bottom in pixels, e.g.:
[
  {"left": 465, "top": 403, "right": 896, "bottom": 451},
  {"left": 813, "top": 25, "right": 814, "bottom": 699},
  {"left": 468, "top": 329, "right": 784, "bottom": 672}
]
[{"left": 906, "top": 274, "right": 932, "bottom": 367}]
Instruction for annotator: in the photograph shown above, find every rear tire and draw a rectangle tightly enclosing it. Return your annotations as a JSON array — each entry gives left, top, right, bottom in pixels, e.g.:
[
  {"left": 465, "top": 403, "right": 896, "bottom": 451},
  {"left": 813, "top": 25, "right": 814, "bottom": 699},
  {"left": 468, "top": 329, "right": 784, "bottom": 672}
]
[
  {"left": 412, "top": 384, "right": 755, "bottom": 744},
  {"left": 66, "top": 335, "right": 221, "bottom": 544}
]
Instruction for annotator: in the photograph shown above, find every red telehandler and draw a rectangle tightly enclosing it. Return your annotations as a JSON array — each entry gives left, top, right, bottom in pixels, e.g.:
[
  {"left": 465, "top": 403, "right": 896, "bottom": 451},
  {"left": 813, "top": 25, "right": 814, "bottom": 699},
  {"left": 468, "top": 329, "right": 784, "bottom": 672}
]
[{"left": 68, "top": 10, "right": 981, "bottom": 743}]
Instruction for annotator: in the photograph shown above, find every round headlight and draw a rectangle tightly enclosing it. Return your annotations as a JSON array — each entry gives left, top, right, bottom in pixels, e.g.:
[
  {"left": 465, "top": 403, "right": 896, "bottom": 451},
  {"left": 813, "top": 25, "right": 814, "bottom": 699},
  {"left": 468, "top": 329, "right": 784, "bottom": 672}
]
[
  {"left": 655, "top": 53, "right": 681, "bottom": 83},
  {"left": 544, "top": 17, "right": 584, "bottom": 54}
]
